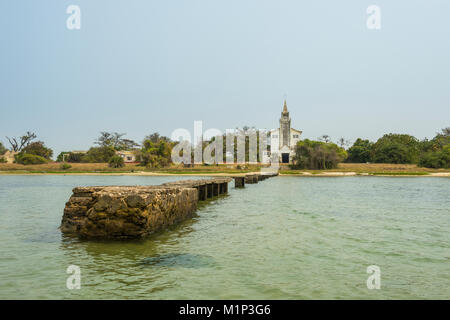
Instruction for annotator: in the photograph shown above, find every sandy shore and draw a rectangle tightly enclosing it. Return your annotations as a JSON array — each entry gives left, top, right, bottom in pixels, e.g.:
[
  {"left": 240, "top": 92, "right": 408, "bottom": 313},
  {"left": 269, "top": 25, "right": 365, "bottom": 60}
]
[
  {"left": 279, "top": 172, "right": 450, "bottom": 177},
  {"left": 1, "top": 171, "right": 449, "bottom": 177},
  {"left": 0, "top": 171, "right": 247, "bottom": 177}
]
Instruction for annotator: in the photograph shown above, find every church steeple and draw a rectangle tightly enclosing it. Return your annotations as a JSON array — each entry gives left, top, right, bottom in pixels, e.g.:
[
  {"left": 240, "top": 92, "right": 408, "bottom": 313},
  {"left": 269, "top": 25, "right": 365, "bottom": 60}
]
[
  {"left": 282, "top": 99, "right": 288, "bottom": 114},
  {"left": 280, "top": 99, "right": 291, "bottom": 148}
]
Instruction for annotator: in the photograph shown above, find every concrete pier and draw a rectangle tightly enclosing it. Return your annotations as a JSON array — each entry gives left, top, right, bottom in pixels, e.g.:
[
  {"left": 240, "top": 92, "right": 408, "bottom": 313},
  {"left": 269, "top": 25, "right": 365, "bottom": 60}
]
[
  {"left": 162, "top": 178, "right": 231, "bottom": 200},
  {"left": 61, "top": 173, "right": 278, "bottom": 240},
  {"left": 234, "top": 172, "right": 277, "bottom": 188},
  {"left": 233, "top": 176, "right": 245, "bottom": 188},
  {"left": 245, "top": 174, "right": 260, "bottom": 184},
  {"left": 61, "top": 178, "right": 231, "bottom": 239}
]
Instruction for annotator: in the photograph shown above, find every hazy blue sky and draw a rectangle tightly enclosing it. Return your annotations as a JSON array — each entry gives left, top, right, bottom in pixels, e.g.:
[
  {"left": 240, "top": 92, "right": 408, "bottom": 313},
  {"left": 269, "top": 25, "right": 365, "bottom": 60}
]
[{"left": 1, "top": 0, "right": 449, "bottom": 156}]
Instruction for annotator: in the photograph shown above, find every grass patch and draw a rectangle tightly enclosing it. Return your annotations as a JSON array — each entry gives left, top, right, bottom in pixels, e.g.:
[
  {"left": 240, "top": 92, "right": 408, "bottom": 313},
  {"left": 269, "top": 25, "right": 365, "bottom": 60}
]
[
  {"left": 278, "top": 170, "right": 305, "bottom": 175},
  {"left": 1, "top": 162, "right": 448, "bottom": 175},
  {"left": 157, "top": 170, "right": 250, "bottom": 174},
  {"left": 0, "top": 162, "right": 260, "bottom": 175}
]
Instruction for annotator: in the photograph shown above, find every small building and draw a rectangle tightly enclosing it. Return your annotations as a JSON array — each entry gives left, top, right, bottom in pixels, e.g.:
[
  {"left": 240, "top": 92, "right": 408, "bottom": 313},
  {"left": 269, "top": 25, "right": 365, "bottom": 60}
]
[
  {"left": 269, "top": 100, "right": 302, "bottom": 164},
  {"left": 61, "top": 150, "right": 87, "bottom": 162},
  {"left": 116, "top": 150, "right": 138, "bottom": 163}
]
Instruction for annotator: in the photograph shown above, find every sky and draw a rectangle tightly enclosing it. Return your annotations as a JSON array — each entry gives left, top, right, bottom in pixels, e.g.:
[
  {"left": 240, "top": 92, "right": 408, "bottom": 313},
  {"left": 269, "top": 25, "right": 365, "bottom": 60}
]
[{"left": 1, "top": 0, "right": 449, "bottom": 157}]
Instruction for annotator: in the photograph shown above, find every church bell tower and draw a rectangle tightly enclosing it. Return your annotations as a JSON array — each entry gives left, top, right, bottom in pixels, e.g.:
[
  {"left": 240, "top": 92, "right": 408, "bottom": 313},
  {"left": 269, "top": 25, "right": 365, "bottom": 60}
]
[{"left": 279, "top": 100, "right": 291, "bottom": 149}]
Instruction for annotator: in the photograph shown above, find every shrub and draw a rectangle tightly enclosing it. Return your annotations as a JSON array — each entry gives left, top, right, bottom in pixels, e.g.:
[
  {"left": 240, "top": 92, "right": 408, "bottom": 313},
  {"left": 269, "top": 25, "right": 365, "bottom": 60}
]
[
  {"left": 15, "top": 153, "right": 48, "bottom": 165},
  {"left": 0, "top": 157, "right": 6, "bottom": 163},
  {"left": 60, "top": 163, "right": 72, "bottom": 170},
  {"left": 108, "top": 155, "right": 125, "bottom": 168}
]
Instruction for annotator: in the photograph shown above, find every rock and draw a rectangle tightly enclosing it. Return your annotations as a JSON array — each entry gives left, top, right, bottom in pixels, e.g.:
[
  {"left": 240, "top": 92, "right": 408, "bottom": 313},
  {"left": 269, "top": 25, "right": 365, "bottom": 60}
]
[
  {"left": 93, "top": 195, "right": 113, "bottom": 211},
  {"left": 126, "top": 194, "right": 146, "bottom": 208}
]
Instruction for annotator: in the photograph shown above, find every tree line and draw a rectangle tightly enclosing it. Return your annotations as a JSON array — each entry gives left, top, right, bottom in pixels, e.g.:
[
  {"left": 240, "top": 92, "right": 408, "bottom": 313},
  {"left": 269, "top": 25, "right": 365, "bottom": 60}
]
[
  {"left": 2, "top": 127, "right": 449, "bottom": 169},
  {"left": 291, "top": 128, "right": 450, "bottom": 169},
  {"left": 56, "top": 132, "right": 174, "bottom": 168},
  {"left": 0, "top": 131, "right": 174, "bottom": 168}
]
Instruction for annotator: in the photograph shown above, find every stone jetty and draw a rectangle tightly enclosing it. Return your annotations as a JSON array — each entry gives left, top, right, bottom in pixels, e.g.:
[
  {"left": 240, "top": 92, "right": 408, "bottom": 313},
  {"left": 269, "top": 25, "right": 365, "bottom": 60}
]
[
  {"left": 61, "top": 173, "right": 277, "bottom": 240},
  {"left": 233, "top": 172, "right": 277, "bottom": 188}
]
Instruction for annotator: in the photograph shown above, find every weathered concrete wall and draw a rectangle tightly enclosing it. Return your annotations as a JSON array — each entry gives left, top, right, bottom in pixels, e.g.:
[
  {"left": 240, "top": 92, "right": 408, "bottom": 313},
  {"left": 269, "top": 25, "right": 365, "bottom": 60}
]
[
  {"left": 61, "top": 178, "right": 231, "bottom": 239},
  {"left": 61, "top": 186, "right": 198, "bottom": 239}
]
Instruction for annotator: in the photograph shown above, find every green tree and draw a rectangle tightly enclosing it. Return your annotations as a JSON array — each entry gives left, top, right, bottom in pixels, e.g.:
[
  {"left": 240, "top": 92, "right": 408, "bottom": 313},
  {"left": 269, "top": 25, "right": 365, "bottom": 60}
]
[
  {"left": 95, "top": 132, "right": 139, "bottom": 151},
  {"left": 371, "top": 134, "right": 421, "bottom": 164},
  {"left": 0, "top": 142, "right": 7, "bottom": 155},
  {"left": 21, "top": 141, "right": 53, "bottom": 159},
  {"left": 137, "top": 135, "right": 173, "bottom": 168},
  {"left": 421, "top": 127, "right": 450, "bottom": 152},
  {"left": 346, "top": 139, "right": 373, "bottom": 163},
  {"left": 0, "top": 142, "right": 7, "bottom": 163},
  {"left": 418, "top": 128, "right": 450, "bottom": 168},
  {"left": 419, "top": 146, "right": 450, "bottom": 168},
  {"left": 82, "top": 146, "right": 116, "bottom": 163},
  {"left": 144, "top": 133, "right": 171, "bottom": 144},
  {"left": 292, "top": 139, "right": 347, "bottom": 170}
]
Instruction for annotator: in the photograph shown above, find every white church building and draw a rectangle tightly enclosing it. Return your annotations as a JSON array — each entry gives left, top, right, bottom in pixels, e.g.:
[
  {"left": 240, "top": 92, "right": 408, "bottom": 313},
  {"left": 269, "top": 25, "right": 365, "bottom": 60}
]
[{"left": 269, "top": 100, "right": 302, "bottom": 164}]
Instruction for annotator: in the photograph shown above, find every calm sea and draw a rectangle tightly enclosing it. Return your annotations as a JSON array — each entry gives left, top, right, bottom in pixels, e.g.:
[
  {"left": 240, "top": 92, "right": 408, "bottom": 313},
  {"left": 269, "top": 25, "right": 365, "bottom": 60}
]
[{"left": 0, "top": 175, "right": 448, "bottom": 299}]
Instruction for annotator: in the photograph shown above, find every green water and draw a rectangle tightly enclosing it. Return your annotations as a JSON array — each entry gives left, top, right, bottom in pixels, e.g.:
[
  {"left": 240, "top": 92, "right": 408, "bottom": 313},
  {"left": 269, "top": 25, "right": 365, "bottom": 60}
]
[{"left": 0, "top": 175, "right": 448, "bottom": 299}]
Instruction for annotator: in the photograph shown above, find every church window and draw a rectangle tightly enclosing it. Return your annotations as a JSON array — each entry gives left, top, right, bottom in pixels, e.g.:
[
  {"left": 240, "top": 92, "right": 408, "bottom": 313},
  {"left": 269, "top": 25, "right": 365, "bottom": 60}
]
[{"left": 293, "top": 134, "right": 299, "bottom": 138}]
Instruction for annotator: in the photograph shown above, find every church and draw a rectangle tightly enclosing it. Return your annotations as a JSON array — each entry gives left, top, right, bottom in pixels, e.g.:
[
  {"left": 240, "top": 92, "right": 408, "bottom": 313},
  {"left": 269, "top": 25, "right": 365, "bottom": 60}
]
[{"left": 269, "top": 100, "right": 302, "bottom": 164}]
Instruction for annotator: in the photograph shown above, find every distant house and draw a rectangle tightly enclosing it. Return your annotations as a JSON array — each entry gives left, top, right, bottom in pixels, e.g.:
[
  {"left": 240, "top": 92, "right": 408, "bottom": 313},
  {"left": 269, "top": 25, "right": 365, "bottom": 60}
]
[
  {"left": 3, "top": 151, "right": 18, "bottom": 164},
  {"left": 116, "top": 150, "right": 138, "bottom": 163}
]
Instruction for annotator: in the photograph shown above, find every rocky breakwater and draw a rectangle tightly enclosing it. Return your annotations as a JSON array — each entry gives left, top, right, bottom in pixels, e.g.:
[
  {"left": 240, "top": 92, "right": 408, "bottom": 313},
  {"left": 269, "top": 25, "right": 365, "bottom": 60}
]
[{"left": 60, "top": 178, "right": 231, "bottom": 239}]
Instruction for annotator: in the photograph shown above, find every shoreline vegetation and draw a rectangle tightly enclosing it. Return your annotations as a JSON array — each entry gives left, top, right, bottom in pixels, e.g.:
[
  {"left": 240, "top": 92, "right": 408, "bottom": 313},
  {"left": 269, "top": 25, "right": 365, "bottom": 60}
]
[
  {"left": 1, "top": 129, "right": 449, "bottom": 176},
  {"left": 0, "top": 163, "right": 449, "bottom": 177}
]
